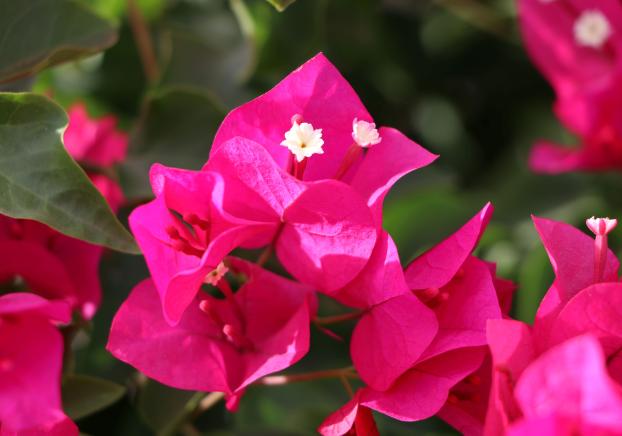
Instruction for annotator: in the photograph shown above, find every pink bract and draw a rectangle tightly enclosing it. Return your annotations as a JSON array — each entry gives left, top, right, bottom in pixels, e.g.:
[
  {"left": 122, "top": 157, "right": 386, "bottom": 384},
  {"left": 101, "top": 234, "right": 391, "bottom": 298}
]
[
  {"left": 519, "top": 0, "right": 622, "bottom": 172},
  {"left": 107, "top": 258, "right": 316, "bottom": 407},
  {"left": 321, "top": 204, "right": 503, "bottom": 433},
  {"left": 64, "top": 103, "right": 128, "bottom": 168},
  {"left": 0, "top": 217, "right": 104, "bottom": 319},
  {"left": 0, "top": 293, "right": 76, "bottom": 436},
  {"left": 510, "top": 335, "right": 622, "bottom": 435}
]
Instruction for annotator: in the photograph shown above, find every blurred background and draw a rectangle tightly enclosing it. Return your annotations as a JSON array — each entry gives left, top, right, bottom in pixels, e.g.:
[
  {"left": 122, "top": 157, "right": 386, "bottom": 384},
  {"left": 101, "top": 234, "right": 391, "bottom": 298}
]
[{"left": 30, "top": 0, "right": 622, "bottom": 433}]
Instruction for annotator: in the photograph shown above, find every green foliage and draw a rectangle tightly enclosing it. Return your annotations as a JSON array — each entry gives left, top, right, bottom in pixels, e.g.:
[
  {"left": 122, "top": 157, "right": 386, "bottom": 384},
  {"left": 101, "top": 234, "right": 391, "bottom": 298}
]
[
  {"left": 266, "top": 0, "right": 298, "bottom": 12},
  {"left": 0, "top": 93, "right": 137, "bottom": 253},
  {"left": 121, "top": 87, "right": 224, "bottom": 198},
  {"left": 0, "top": 0, "right": 117, "bottom": 84},
  {"left": 62, "top": 374, "right": 126, "bottom": 420}
]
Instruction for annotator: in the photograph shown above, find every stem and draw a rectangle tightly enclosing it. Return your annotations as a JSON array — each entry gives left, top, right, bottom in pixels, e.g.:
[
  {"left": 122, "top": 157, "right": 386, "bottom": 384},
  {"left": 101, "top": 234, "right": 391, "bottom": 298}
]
[
  {"left": 256, "top": 367, "right": 357, "bottom": 386},
  {"left": 432, "top": 0, "right": 516, "bottom": 43},
  {"left": 314, "top": 311, "right": 363, "bottom": 325},
  {"left": 594, "top": 234, "right": 607, "bottom": 283},
  {"left": 126, "top": 0, "right": 159, "bottom": 84},
  {"left": 339, "top": 374, "right": 355, "bottom": 398},
  {"left": 256, "top": 245, "right": 273, "bottom": 267}
]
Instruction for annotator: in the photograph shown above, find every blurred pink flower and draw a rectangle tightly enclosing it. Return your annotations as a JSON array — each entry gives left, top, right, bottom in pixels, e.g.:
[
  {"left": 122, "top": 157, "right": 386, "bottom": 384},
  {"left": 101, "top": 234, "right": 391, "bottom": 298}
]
[
  {"left": 0, "top": 293, "right": 76, "bottom": 435},
  {"left": 519, "top": 0, "right": 622, "bottom": 172},
  {"left": 0, "top": 216, "right": 104, "bottom": 319},
  {"left": 107, "top": 258, "right": 315, "bottom": 409},
  {"left": 487, "top": 324, "right": 622, "bottom": 435},
  {"left": 64, "top": 103, "right": 128, "bottom": 211}
]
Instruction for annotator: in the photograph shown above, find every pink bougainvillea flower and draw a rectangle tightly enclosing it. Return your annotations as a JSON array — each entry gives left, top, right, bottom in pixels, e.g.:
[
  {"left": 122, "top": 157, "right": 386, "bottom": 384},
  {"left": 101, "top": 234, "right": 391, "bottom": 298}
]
[
  {"left": 128, "top": 163, "right": 275, "bottom": 324},
  {"left": 108, "top": 257, "right": 316, "bottom": 408},
  {"left": 133, "top": 138, "right": 377, "bottom": 323},
  {"left": 211, "top": 54, "right": 436, "bottom": 209},
  {"left": 510, "top": 334, "right": 622, "bottom": 435},
  {"left": 318, "top": 391, "right": 379, "bottom": 436},
  {"left": 531, "top": 215, "right": 620, "bottom": 349},
  {"left": 317, "top": 204, "right": 503, "bottom": 435},
  {"left": 64, "top": 103, "right": 128, "bottom": 212},
  {"left": 519, "top": 0, "right": 622, "bottom": 172},
  {"left": 64, "top": 103, "right": 128, "bottom": 168},
  {"left": 203, "top": 136, "right": 378, "bottom": 296},
  {"left": 0, "top": 216, "right": 104, "bottom": 319},
  {"left": 0, "top": 293, "right": 77, "bottom": 436},
  {"left": 208, "top": 53, "right": 436, "bottom": 304}
]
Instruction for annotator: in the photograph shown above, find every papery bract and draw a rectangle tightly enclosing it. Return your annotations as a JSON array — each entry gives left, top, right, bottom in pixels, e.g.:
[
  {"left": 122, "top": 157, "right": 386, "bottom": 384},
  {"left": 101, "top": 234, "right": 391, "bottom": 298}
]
[
  {"left": 519, "top": 0, "right": 622, "bottom": 172},
  {"left": 107, "top": 258, "right": 315, "bottom": 407},
  {"left": 204, "top": 136, "right": 378, "bottom": 295},
  {"left": 322, "top": 204, "right": 503, "bottom": 433},
  {"left": 510, "top": 335, "right": 622, "bottom": 435},
  {"left": 0, "top": 293, "right": 76, "bottom": 436}
]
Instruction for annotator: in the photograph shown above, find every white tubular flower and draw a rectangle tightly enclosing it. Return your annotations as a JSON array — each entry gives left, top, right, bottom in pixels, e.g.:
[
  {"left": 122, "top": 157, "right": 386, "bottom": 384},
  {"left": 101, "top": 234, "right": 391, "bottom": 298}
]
[
  {"left": 281, "top": 121, "right": 324, "bottom": 162},
  {"left": 352, "top": 118, "right": 381, "bottom": 148},
  {"left": 574, "top": 10, "right": 612, "bottom": 49}
]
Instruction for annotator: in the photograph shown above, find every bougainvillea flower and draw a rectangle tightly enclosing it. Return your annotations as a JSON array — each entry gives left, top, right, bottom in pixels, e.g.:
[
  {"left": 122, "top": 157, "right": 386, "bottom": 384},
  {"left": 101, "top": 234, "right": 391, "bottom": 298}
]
[
  {"left": 63, "top": 103, "right": 128, "bottom": 211},
  {"left": 0, "top": 293, "right": 76, "bottom": 435},
  {"left": 510, "top": 335, "right": 622, "bottom": 435},
  {"left": 108, "top": 258, "right": 316, "bottom": 408},
  {"left": 210, "top": 53, "right": 437, "bottom": 222},
  {"left": 204, "top": 136, "right": 377, "bottom": 295},
  {"left": 519, "top": 0, "right": 622, "bottom": 172},
  {"left": 318, "top": 391, "right": 379, "bottom": 436},
  {"left": 64, "top": 103, "right": 128, "bottom": 168},
  {"left": 531, "top": 215, "right": 619, "bottom": 349},
  {"left": 320, "top": 204, "right": 502, "bottom": 431},
  {"left": 0, "top": 216, "right": 104, "bottom": 319}
]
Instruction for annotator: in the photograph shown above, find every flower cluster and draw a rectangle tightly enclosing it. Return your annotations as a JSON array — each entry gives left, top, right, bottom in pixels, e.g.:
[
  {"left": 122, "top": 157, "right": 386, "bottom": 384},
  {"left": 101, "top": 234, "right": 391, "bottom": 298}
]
[
  {"left": 487, "top": 216, "right": 622, "bottom": 434},
  {"left": 0, "top": 104, "right": 127, "bottom": 434},
  {"left": 520, "top": 0, "right": 622, "bottom": 172},
  {"left": 106, "top": 54, "right": 512, "bottom": 432}
]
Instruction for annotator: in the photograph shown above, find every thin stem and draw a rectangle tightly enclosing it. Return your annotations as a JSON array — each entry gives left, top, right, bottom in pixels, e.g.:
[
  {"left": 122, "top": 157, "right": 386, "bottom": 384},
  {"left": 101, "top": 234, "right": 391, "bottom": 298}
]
[
  {"left": 432, "top": 0, "right": 517, "bottom": 44},
  {"left": 126, "top": 0, "right": 159, "bottom": 84},
  {"left": 256, "top": 367, "right": 357, "bottom": 386},
  {"left": 314, "top": 311, "right": 363, "bottom": 326},
  {"left": 339, "top": 374, "right": 355, "bottom": 399},
  {"left": 256, "top": 244, "right": 273, "bottom": 267}
]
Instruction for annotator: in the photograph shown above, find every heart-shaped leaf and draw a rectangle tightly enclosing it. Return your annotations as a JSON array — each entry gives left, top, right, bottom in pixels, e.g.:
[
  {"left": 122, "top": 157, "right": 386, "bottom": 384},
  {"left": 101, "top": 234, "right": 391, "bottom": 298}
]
[
  {"left": 62, "top": 374, "right": 126, "bottom": 421},
  {"left": 0, "top": 0, "right": 118, "bottom": 83},
  {"left": 0, "top": 93, "right": 139, "bottom": 253}
]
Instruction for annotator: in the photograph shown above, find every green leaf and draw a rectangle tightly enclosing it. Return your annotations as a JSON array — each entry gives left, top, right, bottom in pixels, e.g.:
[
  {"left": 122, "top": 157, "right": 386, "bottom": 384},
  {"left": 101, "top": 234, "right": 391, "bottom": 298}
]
[
  {"left": 137, "top": 380, "right": 199, "bottom": 435},
  {"left": 120, "top": 86, "right": 224, "bottom": 198},
  {"left": 0, "top": 0, "right": 118, "bottom": 83},
  {"left": 62, "top": 374, "right": 126, "bottom": 421},
  {"left": 0, "top": 93, "right": 139, "bottom": 253},
  {"left": 159, "top": 0, "right": 257, "bottom": 106},
  {"left": 266, "top": 0, "right": 297, "bottom": 12}
]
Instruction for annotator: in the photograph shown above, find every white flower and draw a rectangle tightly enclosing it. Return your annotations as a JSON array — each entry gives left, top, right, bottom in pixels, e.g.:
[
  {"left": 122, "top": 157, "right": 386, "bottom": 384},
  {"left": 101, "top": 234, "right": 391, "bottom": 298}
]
[
  {"left": 586, "top": 216, "right": 618, "bottom": 236},
  {"left": 281, "top": 121, "right": 324, "bottom": 162},
  {"left": 352, "top": 118, "right": 381, "bottom": 148},
  {"left": 574, "top": 10, "right": 612, "bottom": 49}
]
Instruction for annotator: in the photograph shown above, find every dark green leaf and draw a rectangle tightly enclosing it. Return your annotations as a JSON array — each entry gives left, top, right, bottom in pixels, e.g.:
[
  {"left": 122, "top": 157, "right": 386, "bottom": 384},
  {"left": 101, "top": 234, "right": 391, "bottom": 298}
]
[
  {"left": 62, "top": 374, "right": 125, "bottom": 421},
  {"left": 158, "top": 0, "right": 256, "bottom": 106},
  {"left": 266, "top": 0, "right": 297, "bottom": 12},
  {"left": 0, "top": 0, "right": 118, "bottom": 83},
  {"left": 120, "top": 86, "right": 224, "bottom": 198},
  {"left": 0, "top": 93, "right": 138, "bottom": 253},
  {"left": 137, "top": 380, "right": 199, "bottom": 435}
]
